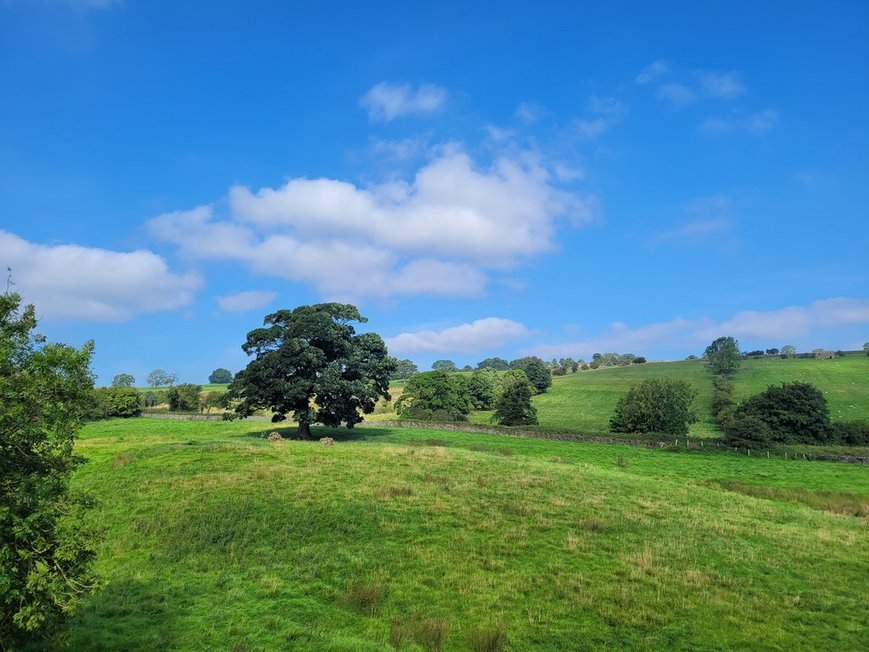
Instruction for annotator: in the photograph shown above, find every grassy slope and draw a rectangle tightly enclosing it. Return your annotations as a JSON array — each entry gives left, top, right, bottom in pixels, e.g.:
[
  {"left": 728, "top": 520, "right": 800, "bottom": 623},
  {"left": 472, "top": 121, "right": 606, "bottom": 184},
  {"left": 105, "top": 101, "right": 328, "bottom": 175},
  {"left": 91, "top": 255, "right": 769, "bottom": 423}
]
[
  {"left": 53, "top": 419, "right": 869, "bottom": 651},
  {"left": 465, "top": 356, "right": 869, "bottom": 438}
]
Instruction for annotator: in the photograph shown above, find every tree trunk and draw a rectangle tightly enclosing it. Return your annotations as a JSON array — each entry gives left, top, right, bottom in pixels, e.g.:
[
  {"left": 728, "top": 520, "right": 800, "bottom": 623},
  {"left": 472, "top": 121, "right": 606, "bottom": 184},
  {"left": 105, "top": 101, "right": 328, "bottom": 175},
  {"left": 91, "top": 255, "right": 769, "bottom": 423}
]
[{"left": 297, "top": 412, "right": 313, "bottom": 439}]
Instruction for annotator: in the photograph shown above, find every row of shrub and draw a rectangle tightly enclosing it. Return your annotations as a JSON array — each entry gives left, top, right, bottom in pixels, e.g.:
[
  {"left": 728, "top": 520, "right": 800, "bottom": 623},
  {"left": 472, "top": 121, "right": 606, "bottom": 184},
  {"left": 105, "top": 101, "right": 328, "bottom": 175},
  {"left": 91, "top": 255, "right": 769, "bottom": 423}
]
[{"left": 91, "top": 384, "right": 226, "bottom": 418}]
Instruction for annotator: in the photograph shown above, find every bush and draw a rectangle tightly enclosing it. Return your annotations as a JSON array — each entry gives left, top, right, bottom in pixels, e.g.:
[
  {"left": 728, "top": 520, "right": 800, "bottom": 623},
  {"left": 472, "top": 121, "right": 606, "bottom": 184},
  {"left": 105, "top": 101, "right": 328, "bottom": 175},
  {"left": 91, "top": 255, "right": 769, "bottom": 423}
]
[
  {"left": 91, "top": 386, "right": 142, "bottom": 418},
  {"left": 711, "top": 375, "right": 735, "bottom": 418},
  {"left": 632, "top": 356, "right": 647, "bottom": 364},
  {"left": 721, "top": 414, "right": 773, "bottom": 448},
  {"left": 167, "top": 383, "right": 203, "bottom": 412},
  {"left": 736, "top": 382, "right": 831, "bottom": 444},
  {"left": 609, "top": 378, "right": 697, "bottom": 436},
  {"left": 494, "top": 370, "right": 538, "bottom": 426},
  {"left": 468, "top": 368, "right": 501, "bottom": 410},
  {"left": 828, "top": 420, "right": 869, "bottom": 446}
]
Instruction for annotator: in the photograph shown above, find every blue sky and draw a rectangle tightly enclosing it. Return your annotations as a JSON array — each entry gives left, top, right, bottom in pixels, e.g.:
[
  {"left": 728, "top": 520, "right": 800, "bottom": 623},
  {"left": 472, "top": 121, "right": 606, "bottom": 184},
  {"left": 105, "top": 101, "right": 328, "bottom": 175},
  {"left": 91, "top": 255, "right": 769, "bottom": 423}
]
[{"left": 2, "top": 0, "right": 867, "bottom": 384}]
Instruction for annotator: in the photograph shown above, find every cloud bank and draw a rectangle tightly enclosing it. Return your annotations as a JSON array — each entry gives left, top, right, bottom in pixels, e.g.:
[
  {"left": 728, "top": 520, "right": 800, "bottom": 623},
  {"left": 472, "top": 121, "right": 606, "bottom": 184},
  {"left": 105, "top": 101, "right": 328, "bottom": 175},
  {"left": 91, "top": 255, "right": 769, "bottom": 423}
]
[
  {"left": 387, "top": 318, "right": 529, "bottom": 355},
  {"left": 360, "top": 82, "right": 447, "bottom": 121}
]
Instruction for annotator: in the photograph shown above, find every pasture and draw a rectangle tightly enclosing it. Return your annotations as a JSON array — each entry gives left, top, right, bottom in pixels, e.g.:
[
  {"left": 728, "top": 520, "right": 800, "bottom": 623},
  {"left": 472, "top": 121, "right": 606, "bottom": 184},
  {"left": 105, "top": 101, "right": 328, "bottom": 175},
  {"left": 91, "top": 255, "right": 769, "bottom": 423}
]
[{"left": 51, "top": 418, "right": 869, "bottom": 651}]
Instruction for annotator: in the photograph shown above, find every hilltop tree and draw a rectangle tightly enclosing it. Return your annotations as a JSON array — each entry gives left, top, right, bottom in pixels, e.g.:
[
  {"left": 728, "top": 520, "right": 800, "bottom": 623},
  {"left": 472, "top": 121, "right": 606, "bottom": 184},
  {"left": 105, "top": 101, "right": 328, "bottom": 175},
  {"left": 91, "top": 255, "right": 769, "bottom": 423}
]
[
  {"left": 111, "top": 373, "right": 135, "bottom": 387},
  {"left": 781, "top": 344, "right": 797, "bottom": 356},
  {"left": 208, "top": 368, "right": 233, "bottom": 384},
  {"left": 476, "top": 357, "right": 510, "bottom": 371},
  {"left": 431, "top": 359, "right": 457, "bottom": 372},
  {"left": 146, "top": 369, "right": 177, "bottom": 387},
  {"left": 389, "top": 358, "right": 419, "bottom": 380},
  {"left": 226, "top": 304, "right": 394, "bottom": 439},
  {"left": 494, "top": 370, "right": 538, "bottom": 426},
  {"left": 1, "top": 293, "right": 100, "bottom": 647},
  {"left": 703, "top": 337, "right": 741, "bottom": 376},
  {"left": 509, "top": 356, "right": 552, "bottom": 393}
]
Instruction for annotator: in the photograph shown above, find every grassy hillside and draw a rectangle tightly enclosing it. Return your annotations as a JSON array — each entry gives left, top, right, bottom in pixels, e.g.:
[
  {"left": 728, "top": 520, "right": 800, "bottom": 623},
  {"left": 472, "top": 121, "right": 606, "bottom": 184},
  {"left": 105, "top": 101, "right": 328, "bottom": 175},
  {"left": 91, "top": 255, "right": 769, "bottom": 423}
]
[
  {"left": 51, "top": 419, "right": 869, "bottom": 651},
  {"left": 468, "top": 356, "right": 869, "bottom": 438}
]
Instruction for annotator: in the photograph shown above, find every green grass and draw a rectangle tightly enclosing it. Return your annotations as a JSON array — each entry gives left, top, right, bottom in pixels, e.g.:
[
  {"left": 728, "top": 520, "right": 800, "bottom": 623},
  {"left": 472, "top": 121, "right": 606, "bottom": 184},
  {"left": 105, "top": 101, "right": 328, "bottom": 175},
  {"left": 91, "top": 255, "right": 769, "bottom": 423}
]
[
  {"left": 43, "top": 418, "right": 869, "bottom": 650},
  {"left": 463, "top": 356, "right": 869, "bottom": 438}
]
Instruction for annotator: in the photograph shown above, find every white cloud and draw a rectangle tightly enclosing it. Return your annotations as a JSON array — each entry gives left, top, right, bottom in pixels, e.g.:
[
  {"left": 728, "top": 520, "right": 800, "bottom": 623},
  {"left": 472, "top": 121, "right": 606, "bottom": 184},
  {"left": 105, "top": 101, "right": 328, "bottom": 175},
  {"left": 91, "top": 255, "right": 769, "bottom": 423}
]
[
  {"left": 529, "top": 297, "right": 869, "bottom": 359},
  {"left": 635, "top": 60, "right": 669, "bottom": 84},
  {"left": 216, "top": 290, "right": 277, "bottom": 312},
  {"left": 698, "top": 71, "right": 745, "bottom": 99},
  {"left": 656, "top": 82, "right": 696, "bottom": 106},
  {"left": 699, "top": 109, "right": 778, "bottom": 135},
  {"left": 515, "top": 101, "right": 545, "bottom": 124},
  {"left": 360, "top": 82, "right": 447, "bottom": 121},
  {"left": 653, "top": 219, "right": 732, "bottom": 244},
  {"left": 387, "top": 317, "right": 529, "bottom": 355},
  {"left": 149, "top": 148, "right": 593, "bottom": 301},
  {"left": 571, "top": 96, "right": 627, "bottom": 139},
  {"left": 1, "top": 230, "right": 200, "bottom": 321}
]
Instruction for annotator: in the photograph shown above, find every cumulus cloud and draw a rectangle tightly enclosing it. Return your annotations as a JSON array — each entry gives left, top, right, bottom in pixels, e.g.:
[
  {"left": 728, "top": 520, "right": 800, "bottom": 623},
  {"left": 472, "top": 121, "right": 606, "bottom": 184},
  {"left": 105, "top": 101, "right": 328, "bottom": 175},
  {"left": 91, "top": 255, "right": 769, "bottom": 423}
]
[
  {"left": 0, "top": 230, "right": 200, "bottom": 321},
  {"left": 387, "top": 318, "right": 529, "bottom": 355},
  {"left": 698, "top": 71, "right": 745, "bottom": 99},
  {"left": 216, "top": 290, "right": 277, "bottom": 312},
  {"left": 529, "top": 297, "right": 869, "bottom": 360},
  {"left": 635, "top": 60, "right": 669, "bottom": 84},
  {"left": 571, "top": 96, "right": 628, "bottom": 139},
  {"left": 360, "top": 82, "right": 447, "bottom": 121},
  {"left": 149, "top": 148, "right": 593, "bottom": 301}
]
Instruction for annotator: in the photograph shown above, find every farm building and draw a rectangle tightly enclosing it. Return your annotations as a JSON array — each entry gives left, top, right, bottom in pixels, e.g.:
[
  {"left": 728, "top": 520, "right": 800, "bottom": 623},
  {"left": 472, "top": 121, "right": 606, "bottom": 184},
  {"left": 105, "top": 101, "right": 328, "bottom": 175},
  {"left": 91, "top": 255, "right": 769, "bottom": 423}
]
[{"left": 814, "top": 350, "right": 835, "bottom": 359}]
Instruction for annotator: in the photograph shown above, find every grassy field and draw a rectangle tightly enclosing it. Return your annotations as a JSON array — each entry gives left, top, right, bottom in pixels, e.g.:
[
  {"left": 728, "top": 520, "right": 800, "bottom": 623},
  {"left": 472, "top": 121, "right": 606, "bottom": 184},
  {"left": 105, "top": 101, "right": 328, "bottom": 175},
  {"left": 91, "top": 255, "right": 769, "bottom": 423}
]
[
  {"left": 455, "top": 356, "right": 869, "bottom": 438},
  {"left": 44, "top": 418, "right": 869, "bottom": 651}
]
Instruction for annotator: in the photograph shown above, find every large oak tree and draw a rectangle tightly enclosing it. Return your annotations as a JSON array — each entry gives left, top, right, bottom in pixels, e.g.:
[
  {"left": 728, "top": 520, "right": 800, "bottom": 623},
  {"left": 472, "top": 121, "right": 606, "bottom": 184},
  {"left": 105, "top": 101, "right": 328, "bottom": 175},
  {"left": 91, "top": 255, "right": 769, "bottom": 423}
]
[{"left": 226, "top": 304, "right": 394, "bottom": 438}]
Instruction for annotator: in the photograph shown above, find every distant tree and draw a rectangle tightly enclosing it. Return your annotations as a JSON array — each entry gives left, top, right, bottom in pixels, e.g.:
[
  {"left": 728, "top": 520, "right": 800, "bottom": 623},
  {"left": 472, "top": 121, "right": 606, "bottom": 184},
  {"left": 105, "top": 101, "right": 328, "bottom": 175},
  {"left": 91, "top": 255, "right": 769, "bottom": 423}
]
[
  {"left": 494, "top": 370, "right": 538, "bottom": 426},
  {"left": 780, "top": 344, "right": 797, "bottom": 356},
  {"left": 395, "top": 371, "right": 471, "bottom": 421},
  {"left": 686, "top": 354, "right": 698, "bottom": 360},
  {"left": 559, "top": 358, "right": 577, "bottom": 373},
  {"left": 617, "top": 353, "right": 636, "bottom": 366},
  {"left": 226, "top": 304, "right": 394, "bottom": 438},
  {"left": 476, "top": 357, "right": 510, "bottom": 371},
  {"left": 146, "top": 369, "right": 177, "bottom": 387},
  {"left": 461, "top": 364, "right": 473, "bottom": 372},
  {"left": 208, "top": 368, "right": 233, "bottom": 384},
  {"left": 509, "top": 356, "right": 552, "bottom": 393},
  {"left": 1, "top": 293, "right": 100, "bottom": 646},
  {"left": 431, "top": 359, "right": 457, "bottom": 372},
  {"left": 111, "top": 373, "right": 135, "bottom": 388},
  {"left": 864, "top": 342, "right": 869, "bottom": 352},
  {"left": 765, "top": 348, "right": 779, "bottom": 356},
  {"left": 704, "top": 337, "right": 741, "bottom": 376},
  {"left": 632, "top": 356, "right": 647, "bottom": 364},
  {"left": 468, "top": 368, "right": 501, "bottom": 410},
  {"left": 736, "top": 382, "right": 831, "bottom": 444},
  {"left": 610, "top": 378, "right": 697, "bottom": 436},
  {"left": 92, "top": 387, "right": 141, "bottom": 418},
  {"left": 389, "top": 358, "right": 419, "bottom": 380},
  {"left": 592, "top": 353, "right": 602, "bottom": 362}
]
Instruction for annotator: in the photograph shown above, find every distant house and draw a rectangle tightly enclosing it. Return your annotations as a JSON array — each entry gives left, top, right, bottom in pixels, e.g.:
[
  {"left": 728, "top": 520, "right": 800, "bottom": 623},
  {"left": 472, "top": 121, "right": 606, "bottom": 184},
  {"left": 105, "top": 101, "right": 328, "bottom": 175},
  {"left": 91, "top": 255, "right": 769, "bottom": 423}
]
[{"left": 814, "top": 350, "right": 835, "bottom": 359}]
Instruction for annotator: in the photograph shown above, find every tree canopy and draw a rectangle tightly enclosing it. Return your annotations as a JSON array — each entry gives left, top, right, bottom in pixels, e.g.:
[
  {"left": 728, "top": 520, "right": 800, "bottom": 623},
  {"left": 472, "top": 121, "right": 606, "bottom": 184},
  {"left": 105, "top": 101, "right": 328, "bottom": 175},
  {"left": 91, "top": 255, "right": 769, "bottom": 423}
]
[
  {"left": 703, "top": 336, "right": 741, "bottom": 376},
  {"left": 226, "top": 303, "right": 394, "bottom": 438},
  {"left": 509, "top": 356, "right": 552, "bottom": 393},
  {"left": 1, "top": 293, "right": 100, "bottom": 646},
  {"left": 389, "top": 358, "right": 419, "bottom": 380},
  {"left": 431, "top": 359, "right": 457, "bottom": 372},
  {"left": 476, "top": 357, "right": 510, "bottom": 371},
  {"left": 208, "top": 368, "right": 233, "bottom": 384},
  {"left": 494, "top": 370, "right": 538, "bottom": 426},
  {"left": 395, "top": 371, "right": 471, "bottom": 421},
  {"left": 110, "top": 373, "right": 135, "bottom": 387},
  {"left": 146, "top": 369, "right": 177, "bottom": 387},
  {"left": 609, "top": 377, "right": 697, "bottom": 436}
]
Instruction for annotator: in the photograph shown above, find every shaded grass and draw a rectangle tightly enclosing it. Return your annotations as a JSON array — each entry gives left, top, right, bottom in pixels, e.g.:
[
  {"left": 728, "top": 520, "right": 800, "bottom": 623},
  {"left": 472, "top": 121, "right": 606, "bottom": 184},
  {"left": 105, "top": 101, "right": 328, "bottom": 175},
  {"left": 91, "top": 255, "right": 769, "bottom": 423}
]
[
  {"left": 716, "top": 480, "right": 869, "bottom": 517},
  {"left": 49, "top": 418, "right": 869, "bottom": 651}
]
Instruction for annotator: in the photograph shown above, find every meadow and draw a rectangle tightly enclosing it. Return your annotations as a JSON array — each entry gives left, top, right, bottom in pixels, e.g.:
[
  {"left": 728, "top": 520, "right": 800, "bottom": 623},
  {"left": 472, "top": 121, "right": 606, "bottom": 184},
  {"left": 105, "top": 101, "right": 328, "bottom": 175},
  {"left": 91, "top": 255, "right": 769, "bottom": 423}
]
[{"left": 49, "top": 417, "right": 869, "bottom": 651}]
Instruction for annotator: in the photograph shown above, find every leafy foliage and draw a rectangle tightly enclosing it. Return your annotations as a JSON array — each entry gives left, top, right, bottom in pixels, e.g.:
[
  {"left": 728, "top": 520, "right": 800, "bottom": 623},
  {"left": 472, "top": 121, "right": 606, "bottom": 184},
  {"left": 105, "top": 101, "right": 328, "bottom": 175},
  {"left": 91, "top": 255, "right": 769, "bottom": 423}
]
[
  {"left": 828, "top": 420, "right": 869, "bottom": 445},
  {"left": 389, "top": 358, "right": 419, "bottom": 380},
  {"left": 468, "top": 368, "right": 501, "bottom": 410},
  {"left": 395, "top": 371, "right": 471, "bottom": 421},
  {"left": 494, "top": 370, "right": 538, "bottom": 426},
  {"left": 609, "top": 377, "right": 697, "bottom": 436},
  {"left": 0, "top": 293, "right": 100, "bottom": 647},
  {"left": 509, "top": 356, "right": 552, "bottom": 394},
  {"left": 476, "top": 357, "right": 510, "bottom": 371},
  {"left": 704, "top": 336, "right": 741, "bottom": 376},
  {"left": 431, "top": 359, "right": 457, "bottom": 372},
  {"left": 736, "top": 382, "right": 831, "bottom": 444},
  {"left": 226, "top": 304, "right": 394, "bottom": 438},
  {"left": 720, "top": 414, "right": 773, "bottom": 448},
  {"left": 110, "top": 373, "right": 135, "bottom": 387},
  {"left": 92, "top": 386, "right": 142, "bottom": 418},
  {"left": 208, "top": 368, "right": 233, "bottom": 384},
  {"left": 168, "top": 383, "right": 203, "bottom": 412},
  {"left": 146, "top": 369, "right": 177, "bottom": 387}
]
